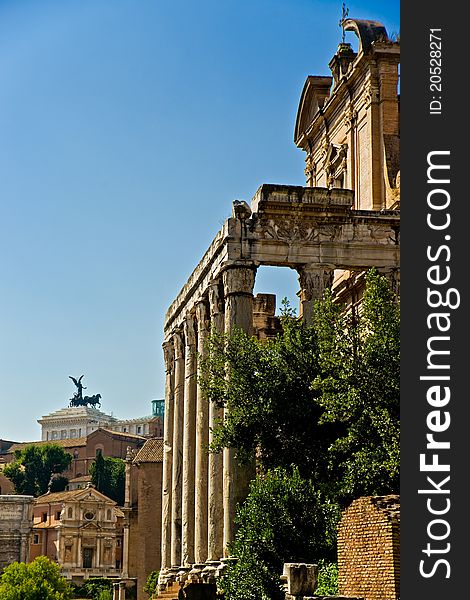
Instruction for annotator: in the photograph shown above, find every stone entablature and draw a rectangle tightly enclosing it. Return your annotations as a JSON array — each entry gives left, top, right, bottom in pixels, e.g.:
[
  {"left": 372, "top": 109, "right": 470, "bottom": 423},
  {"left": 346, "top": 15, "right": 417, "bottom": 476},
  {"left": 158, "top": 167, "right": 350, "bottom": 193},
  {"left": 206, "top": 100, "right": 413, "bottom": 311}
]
[
  {"left": 165, "top": 185, "right": 399, "bottom": 333},
  {"left": 38, "top": 406, "right": 117, "bottom": 441},
  {"left": 0, "top": 495, "right": 34, "bottom": 571},
  {"left": 31, "top": 486, "right": 124, "bottom": 581}
]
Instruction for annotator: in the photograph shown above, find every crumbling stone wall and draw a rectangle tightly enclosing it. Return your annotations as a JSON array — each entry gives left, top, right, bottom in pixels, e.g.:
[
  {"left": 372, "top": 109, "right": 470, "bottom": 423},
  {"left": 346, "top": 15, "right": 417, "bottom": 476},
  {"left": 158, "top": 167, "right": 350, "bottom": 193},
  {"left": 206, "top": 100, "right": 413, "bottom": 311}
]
[
  {"left": 0, "top": 495, "right": 34, "bottom": 571},
  {"left": 337, "top": 495, "right": 400, "bottom": 600}
]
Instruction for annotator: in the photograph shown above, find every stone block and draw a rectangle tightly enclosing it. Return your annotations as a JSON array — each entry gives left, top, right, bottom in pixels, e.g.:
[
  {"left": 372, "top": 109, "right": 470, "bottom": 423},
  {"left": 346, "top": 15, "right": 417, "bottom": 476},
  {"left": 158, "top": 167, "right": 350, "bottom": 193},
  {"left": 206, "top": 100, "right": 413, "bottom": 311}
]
[{"left": 283, "top": 563, "right": 318, "bottom": 596}]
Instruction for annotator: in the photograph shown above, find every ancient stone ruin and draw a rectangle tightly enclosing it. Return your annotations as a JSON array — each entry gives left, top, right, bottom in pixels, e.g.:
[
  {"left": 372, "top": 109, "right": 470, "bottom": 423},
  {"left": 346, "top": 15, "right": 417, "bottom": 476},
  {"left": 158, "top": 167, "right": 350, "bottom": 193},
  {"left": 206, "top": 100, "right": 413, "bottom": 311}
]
[{"left": 158, "top": 16, "right": 400, "bottom": 597}]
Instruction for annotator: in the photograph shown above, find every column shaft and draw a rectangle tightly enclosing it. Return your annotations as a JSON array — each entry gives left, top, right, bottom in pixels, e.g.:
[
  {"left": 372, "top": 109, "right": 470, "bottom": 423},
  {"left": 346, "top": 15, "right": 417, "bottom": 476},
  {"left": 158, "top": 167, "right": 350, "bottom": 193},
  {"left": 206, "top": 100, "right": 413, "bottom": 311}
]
[
  {"left": 222, "top": 266, "right": 256, "bottom": 554},
  {"left": 182, "top": 313, "right": 197, "bottom": 565},
  {"left": 194, "top": 300, "right": 210, "bottom": 563},
  {"left": 207, "top": 281, "right": 225, "bottom": 561},
  {"left": 161, "top": 340, "right": 175, "bottom": 570},
  {"left": 171, "top": 329, "right": 185, "bottom": 567}
]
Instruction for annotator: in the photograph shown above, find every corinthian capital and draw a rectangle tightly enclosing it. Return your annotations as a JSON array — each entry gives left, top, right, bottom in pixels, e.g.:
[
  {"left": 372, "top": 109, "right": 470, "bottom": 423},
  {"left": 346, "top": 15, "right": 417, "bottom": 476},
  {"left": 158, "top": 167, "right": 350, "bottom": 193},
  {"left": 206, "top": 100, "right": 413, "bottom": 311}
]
[
  {"left": 222, "top": 266, "right": 256, "bottom": 296},
  {"left": 297, "top": 265, "right": 334, "bottom": 301}
]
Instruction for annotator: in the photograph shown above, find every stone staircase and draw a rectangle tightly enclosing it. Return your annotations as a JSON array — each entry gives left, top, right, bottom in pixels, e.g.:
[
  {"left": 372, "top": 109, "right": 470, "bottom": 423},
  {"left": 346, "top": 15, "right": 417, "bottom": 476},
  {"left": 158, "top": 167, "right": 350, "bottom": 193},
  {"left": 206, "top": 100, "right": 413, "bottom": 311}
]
[{"left": 155, "top": 582, "right": 180, "bottom": 599}]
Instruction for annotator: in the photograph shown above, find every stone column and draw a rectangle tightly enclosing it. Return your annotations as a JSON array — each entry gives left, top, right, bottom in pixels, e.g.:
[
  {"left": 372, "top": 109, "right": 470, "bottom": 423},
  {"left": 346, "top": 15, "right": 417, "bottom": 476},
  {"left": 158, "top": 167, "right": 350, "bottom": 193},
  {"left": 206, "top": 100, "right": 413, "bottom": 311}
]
[
  {"left": 171, "top": 328, "right": 185, "bottom": 567},
  {"left": 161, "top": 339, "right": 175, "bottom": 570},
  {"left": 222, "top": 266, "right": 256, "bottom": 554},
  {"left": 297, "top": 265, "right": 334, "bottom": 323},
  {"left": 182, "top": 313, "right": 197, "bottom": 565},
  {"left": 207, "top": 281, "right": 225, "bottom": 561},
  {"left": 194, "top": 300, "right": 210, "bottom": 564}
]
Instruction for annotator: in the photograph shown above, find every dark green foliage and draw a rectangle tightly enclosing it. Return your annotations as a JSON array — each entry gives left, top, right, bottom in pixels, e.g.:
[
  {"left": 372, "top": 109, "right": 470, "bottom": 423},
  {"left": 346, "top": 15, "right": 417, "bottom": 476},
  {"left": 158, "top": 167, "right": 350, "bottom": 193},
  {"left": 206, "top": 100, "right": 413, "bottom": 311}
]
[
  {"left": 3, "top": 444, "right": 71, "bottom": 497},
  {"left": 89, "top": 454, "right": 125, "bottom": 505},
  {"left": 201, "top": 269, "right": 400, "bottom": 505},
  {"left": 0, "top": 556, "right": 72, "bottom": 599},
  {"left": 220, "top": 468, "right": 339, "bottom": 600},
  {"left": 72, "top": 577, "right": 114, "bottom": 599},
  {"left": 143, "top": 570, "right": 159, "bottom": 597},
  {"left": 315, "top": 560, "right": 338, "bottom": 595},
  {"left": 312, "top": 270, "right": 400, "bottom": 504},
  {"left": 200, "top": 315, "right": 341, "bottom": 483}
]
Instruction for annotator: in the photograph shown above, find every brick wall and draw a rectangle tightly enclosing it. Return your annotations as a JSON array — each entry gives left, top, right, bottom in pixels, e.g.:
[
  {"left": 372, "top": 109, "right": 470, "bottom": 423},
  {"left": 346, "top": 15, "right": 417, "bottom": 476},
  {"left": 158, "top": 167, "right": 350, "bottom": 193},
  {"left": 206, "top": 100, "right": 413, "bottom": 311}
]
[
  {"left": 136, "top": 461, "right": 162, "bottom": 600},
  {"left": 337, "top": 495, "right": 400, "bottom": 600}
]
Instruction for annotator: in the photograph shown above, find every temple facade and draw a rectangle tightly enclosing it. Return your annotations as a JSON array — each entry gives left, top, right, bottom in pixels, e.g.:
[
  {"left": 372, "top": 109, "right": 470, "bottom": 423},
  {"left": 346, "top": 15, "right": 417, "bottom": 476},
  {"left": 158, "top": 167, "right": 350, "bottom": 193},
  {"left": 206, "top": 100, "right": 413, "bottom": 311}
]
[{"left": 159, "top": 17, "right": 400, "bottom": 588}]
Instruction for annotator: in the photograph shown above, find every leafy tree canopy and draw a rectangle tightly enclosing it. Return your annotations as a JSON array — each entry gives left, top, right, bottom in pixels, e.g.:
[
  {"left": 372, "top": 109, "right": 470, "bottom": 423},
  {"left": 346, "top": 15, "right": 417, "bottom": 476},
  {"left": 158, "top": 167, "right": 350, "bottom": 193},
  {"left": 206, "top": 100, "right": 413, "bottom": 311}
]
[
  {"left": 89, "top": 453, "right": 125, "bottom": 505},
  {"left": 0, "top": 556, "right": 72, "bottom": 600},
  {"left": 3, "top": 444, "right": 71, "bottom": 497},
  {"left": 201, "top": 269, "right": 400, "bottom": 506},
  {"left": 221, "top": 467, "right": 339, "bottom": 600}
]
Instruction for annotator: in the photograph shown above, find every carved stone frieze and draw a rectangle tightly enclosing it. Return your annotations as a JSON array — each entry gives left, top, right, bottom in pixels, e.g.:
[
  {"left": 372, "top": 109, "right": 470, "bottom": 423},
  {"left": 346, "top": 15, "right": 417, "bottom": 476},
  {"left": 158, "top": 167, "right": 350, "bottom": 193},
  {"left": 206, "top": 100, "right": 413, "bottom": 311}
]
[{"left": 253, "top": 216, "right": 342, "bottom": 245}]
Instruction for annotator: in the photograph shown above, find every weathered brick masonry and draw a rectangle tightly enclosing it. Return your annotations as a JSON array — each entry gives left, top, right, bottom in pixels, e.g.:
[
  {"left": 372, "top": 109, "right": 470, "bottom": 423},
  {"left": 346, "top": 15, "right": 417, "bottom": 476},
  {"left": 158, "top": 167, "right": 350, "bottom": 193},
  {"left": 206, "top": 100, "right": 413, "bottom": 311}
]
[{"left": 338, "top": 495, "right": 400, "bottom": 600}]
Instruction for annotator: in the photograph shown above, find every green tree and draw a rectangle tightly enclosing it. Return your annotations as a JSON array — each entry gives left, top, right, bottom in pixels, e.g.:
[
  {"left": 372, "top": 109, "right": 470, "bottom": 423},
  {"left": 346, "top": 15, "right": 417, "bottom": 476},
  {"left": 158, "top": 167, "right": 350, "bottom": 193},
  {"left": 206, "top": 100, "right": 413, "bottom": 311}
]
[
  {"left": 0, "top": 556, "right": 72, "bottom": 600},
  {"left": 312, "top": 269, "right": 400, "bottom": 504},
  {"left": 143, "top": 570, "right": 159, "bottom": 597},
  {"left": 90, "top": 454, "right": 125, "bottom": 505},
  {"left": 221, "top": 468, "right": 339, "bottom": 600},
  {"left": 3, "top": 444, "right": 71, "bottom": 497},
  {"left": 200, "top": 313, "right": 341, "bottom": 483},
  {"left": 201, "top": 269, "right": 400, "bottom": 504}
]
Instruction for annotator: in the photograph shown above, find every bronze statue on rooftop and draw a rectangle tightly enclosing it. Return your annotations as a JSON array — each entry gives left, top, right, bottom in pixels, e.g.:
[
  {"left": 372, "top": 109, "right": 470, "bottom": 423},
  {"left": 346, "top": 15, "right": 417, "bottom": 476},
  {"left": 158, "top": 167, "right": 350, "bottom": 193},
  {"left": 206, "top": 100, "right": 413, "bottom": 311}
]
[{"left": 68, "top": 375, "right": 102, "bottom": 408}]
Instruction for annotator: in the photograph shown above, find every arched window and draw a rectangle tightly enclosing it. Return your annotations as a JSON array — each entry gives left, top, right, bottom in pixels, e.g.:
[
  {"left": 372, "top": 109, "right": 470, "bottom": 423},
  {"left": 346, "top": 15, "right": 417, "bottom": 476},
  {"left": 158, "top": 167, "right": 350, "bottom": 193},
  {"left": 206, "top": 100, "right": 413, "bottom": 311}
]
[{"left": 68, "top": 507, "right": 73, "bottom": 518}]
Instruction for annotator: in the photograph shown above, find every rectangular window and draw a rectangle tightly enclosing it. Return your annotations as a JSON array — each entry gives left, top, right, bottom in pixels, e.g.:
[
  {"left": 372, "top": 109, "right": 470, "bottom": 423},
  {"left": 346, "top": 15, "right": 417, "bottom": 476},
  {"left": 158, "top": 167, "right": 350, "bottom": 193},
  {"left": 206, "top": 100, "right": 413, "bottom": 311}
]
[
  {"left": 137, "top": 426, "right": 142, "bottom": 434},
  {"left": 33, "top": 533, "right": 40, "bottom": 544},
  {"left": 61, "top": 430, "right": 67, "bottom": 439},
  {"left": 55, "top": 511, "right": 61, "bottom": 520},
  {"left": 42, "top": 513, "right": 47, "bottom": 522}
]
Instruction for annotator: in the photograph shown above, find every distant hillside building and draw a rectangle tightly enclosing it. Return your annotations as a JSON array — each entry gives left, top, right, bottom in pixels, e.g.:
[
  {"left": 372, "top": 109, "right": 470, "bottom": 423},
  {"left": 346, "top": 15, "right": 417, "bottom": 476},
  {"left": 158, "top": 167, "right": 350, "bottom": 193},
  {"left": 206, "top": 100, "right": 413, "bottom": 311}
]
[
  {"left": 38, "top": 406, "right": 117, "bottom": 441},
  {"left": 1, "top": 428, "right": 146, "bottom": 482},
  {"left": 37, "top": 400, "right": 164, "bottom": 442}
]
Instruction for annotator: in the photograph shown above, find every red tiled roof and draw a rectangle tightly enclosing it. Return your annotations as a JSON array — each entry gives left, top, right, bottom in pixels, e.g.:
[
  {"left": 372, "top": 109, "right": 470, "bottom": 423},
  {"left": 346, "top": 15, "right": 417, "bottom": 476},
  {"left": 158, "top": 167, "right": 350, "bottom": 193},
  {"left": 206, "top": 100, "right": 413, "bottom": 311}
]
[
  {"left": 6, "top": 438, "right": 87, "bottom": 454},
  {"left": 133, "top": 438, "right": 164, "bottom": 463}
]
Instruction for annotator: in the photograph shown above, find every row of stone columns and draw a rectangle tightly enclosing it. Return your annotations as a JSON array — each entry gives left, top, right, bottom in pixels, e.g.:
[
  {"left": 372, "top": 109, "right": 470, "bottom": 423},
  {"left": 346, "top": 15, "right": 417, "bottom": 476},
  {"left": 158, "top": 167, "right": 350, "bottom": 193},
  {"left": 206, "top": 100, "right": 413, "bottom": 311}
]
[{"left": 160, "top": 263, "right": 335, "bottom": 575}]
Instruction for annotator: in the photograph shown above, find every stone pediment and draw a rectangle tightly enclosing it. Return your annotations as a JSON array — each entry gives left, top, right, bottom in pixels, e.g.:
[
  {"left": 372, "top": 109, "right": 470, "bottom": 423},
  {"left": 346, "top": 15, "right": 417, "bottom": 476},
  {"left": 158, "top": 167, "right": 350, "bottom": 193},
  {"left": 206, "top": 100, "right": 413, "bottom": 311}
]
[
  {"left": 80, "top": 521, "right": 100, "bottom": 531},
  {"left": 73, "top": 487, "right": 116, "bottom": 505},
  {"left": 294, "top": 76, "right": 332, "bottom": 146}
]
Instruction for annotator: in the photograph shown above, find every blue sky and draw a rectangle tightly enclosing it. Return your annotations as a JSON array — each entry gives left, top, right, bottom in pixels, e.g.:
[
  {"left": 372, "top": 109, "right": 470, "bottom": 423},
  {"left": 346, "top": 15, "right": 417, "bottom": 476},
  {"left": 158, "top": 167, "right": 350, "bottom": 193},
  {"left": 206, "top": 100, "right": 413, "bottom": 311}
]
[{"left": 0, "top": 0, "right": 399, "bottom": 441}]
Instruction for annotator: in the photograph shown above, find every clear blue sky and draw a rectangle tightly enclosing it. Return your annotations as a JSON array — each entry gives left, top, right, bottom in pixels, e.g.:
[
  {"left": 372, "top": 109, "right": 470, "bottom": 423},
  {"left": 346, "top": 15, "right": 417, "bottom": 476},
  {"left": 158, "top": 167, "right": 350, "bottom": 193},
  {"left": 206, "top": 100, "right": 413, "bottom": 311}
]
[{"left": 0, "top": 0, "right": 399, "bottom": 441}]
